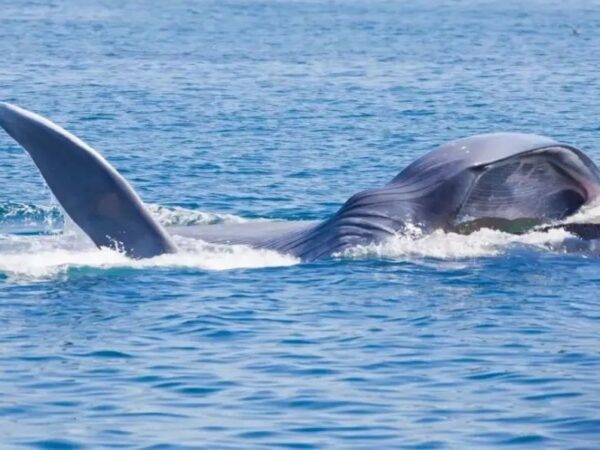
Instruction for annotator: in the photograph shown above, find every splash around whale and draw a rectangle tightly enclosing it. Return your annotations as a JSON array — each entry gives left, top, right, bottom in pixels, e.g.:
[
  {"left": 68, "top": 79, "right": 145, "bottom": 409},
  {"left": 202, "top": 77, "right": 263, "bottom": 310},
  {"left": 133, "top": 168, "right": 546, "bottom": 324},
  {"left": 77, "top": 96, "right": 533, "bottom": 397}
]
[{"left": 1, "top": 101, "right": 599, "bottom": 261}]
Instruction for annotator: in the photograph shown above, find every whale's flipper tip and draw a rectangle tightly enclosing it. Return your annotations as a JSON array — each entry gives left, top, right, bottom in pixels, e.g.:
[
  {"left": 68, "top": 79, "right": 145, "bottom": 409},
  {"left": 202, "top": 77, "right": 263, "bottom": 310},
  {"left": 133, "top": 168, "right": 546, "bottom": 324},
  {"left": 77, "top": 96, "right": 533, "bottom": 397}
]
[
  {"left": 0, "top": 101, "right": 23, "bottom": 117},
  {"left": 0, "top": 102, "right": 50, "bottom": 144},
  {"left": 0, "top": 102, "right": 17, "bottom": 128}
]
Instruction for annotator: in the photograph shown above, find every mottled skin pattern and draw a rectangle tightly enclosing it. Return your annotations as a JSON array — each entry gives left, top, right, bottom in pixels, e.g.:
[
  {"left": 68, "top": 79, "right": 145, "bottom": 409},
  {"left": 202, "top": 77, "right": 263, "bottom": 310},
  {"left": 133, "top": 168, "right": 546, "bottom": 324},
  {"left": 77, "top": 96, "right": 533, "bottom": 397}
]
[{"left": 2, "top": 102, "right": 600, "bottom": 260}]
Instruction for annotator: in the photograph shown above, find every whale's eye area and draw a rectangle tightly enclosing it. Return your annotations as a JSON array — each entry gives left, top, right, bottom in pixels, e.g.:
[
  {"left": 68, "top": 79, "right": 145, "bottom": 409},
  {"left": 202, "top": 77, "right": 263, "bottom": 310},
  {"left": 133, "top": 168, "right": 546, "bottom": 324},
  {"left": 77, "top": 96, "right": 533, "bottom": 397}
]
[{"left": 454, "top": 156, "right": 586, "bottom": 233}]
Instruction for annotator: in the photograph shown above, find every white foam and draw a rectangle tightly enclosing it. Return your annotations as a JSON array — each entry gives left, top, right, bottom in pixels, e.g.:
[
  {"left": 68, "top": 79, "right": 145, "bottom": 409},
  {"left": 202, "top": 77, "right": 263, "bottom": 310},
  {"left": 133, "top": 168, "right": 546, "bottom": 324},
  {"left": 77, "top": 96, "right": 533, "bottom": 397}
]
[
  {"left": 0, "top": 204, "right": 297, "bottom": 281},
  {"left": 338, "top": 226, "right": 577, "bottom": 260},
  {"left": 560, "top": 202, "right": 600, "bottom": 225},
  {"left": 0, "top": 232, "right": 298, "bottom": 282}
]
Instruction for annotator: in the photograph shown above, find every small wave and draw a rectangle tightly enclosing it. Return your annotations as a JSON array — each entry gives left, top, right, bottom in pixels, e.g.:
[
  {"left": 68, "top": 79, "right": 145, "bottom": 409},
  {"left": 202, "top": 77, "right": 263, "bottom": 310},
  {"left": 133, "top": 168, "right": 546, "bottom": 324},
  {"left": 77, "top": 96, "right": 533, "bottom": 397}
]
[
  {"left": 0, "top": 234, "right": 298, "bottom": 282},
  {"left": 338, "top": 226, "right": 580, "bottom": 260},
  {"left": 147, "top": 204, "right": 258, "bottom": 226},
  {"left": 0, "top": 202, "right": 294, "bottom": 281},
  {"left": 0, "top": 202, "right": 63, "bottom": 228},
  {"left": 0, "top": 202, "right": 255, "bottom": 229},
  {"left": 560, "top": 202, "right": 600, "bottom": 225}
]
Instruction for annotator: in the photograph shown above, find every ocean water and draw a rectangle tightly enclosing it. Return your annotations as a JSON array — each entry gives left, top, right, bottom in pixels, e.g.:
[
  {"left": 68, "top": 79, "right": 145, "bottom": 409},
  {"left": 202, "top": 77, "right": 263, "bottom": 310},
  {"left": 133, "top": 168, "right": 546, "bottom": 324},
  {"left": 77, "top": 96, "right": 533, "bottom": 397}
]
[{"left": 1, "top": 0, "right": 600, "bottom": 448}]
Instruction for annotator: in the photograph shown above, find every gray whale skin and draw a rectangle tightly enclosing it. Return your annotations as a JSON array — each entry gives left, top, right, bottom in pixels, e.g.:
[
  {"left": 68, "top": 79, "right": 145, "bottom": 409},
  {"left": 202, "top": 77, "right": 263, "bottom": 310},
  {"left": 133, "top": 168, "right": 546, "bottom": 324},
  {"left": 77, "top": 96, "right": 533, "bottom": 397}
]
[{"left": 1, "top": 102, "right": 600, "bottom": 260}]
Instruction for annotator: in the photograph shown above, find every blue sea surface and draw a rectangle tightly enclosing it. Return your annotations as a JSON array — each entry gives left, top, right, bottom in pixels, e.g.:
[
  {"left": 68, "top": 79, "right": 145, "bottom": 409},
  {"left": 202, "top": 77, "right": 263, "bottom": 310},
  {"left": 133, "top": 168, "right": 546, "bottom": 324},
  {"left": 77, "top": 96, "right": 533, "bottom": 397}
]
[{"left": 1, "top": 0, "right": 600, "bottom": 448}]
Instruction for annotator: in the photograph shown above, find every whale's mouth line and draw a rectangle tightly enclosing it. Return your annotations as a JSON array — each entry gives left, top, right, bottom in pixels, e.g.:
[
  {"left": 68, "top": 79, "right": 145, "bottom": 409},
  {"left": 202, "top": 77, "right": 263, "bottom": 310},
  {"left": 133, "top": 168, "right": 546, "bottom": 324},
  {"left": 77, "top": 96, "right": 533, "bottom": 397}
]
[{"left": 452, "top": 217, "right": 545, "bottom": 235}]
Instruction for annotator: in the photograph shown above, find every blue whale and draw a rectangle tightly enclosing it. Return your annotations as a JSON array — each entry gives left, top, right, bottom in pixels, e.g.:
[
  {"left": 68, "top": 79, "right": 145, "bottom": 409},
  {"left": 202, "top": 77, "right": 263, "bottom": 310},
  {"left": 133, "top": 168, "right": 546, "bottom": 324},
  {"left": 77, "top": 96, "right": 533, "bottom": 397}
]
[{"left": 1, "top": 102, "right": 599, "bottom": 260}]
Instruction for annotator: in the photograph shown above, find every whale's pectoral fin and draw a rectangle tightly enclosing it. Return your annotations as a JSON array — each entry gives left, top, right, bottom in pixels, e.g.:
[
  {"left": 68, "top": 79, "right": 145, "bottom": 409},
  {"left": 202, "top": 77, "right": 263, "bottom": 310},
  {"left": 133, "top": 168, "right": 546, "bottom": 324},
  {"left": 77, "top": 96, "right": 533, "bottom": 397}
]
[{"left": 0, "top": 102, "right": 176, "bottom": 258}]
